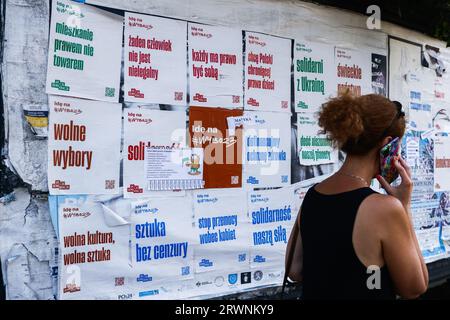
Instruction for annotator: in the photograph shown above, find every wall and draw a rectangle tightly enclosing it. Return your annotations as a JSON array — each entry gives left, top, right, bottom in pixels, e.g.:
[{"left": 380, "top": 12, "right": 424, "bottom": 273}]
[{"left": 0, "top": 0, "right": 447, "bottom": 299}]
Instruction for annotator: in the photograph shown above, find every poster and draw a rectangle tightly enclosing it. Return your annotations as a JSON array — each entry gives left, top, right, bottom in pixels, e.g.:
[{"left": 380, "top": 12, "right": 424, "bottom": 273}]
[
  {"left": 402, "top": 132, "right": 447, "bottom": 262},
  {"left": 124, "top": 13, "right": 187, "bottom": 105},
  {"left": 432, "top": 73, "right": 450, "bottom": 134},
  {"left": 294, "top": 41, "right": 336, "bottom": 113},
  {"left": 188, "top": 23, "right": 243, "bottom": 108},
  {"left": 244, "top": 32, "right": 291, "bottom": 112},
  {"left": 407, "top": 69, "right": 434, "bottom": 132},
  {"left": 189, "top": 106, "right": 243, "bottom": 189},
  {"left": 297, "top": 112, "right": 337, "bottom": 165},
  {"left": 57, "top": 194, "right": 131, "bottom": 300},
  {"left": 48, "top": 95, "right": 121, "bottom": 195},
  {"left": 434, "top": 135, "right": 450, "bottom": 192},
  {"left": 335, "top": 47, "right": 371, "bottom": 97},
  {"left": 23, "top": 105, "right": 48, "bottom": 137},
  {"left": 371, "top": 53, "right": 387, "bottom": 96},
  {"left": 193, "top": 189, "right": 250, "bottom": 273},
  {"left": 248, "top": 187, "right": 295, "bottom": 268},
  {"left": 130, "top": 195, "right": 195, "bottom": 283},
  {"left": 46, "top": 0, "right": 122, "bottom": 102},
  {"left": 123, "top": 108, "right": 186, "bottom": 198},
  {"left": 145, "top": 147, "right": 204, "bottom": 190},
  {"left": 242, "top": 111, "right": 291, "bottom": 189}
]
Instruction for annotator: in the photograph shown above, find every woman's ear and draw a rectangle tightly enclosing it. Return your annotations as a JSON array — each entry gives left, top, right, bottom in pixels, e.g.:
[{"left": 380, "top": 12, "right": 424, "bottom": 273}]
[{"left": 380, "top": 136, "right": 392, "bottom": 148}]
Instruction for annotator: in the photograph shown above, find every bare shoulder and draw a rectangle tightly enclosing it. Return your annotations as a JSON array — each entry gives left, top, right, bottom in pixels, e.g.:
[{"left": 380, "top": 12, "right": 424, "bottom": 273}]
[{"left": 359, "top": 193, "right": 407, "bottom": 232}]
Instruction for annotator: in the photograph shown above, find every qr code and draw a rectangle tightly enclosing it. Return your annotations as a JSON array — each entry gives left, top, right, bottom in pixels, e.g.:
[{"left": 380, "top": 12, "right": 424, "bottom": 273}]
[
  {"left": 105, "top": 180, "right": 115, "bottom": 189},
  {"left": 105, "top": 87, "right": 115, "bottom": 97},
  {"left": 232, "top": 95, "right": 240, "bottom": 104},
  {"left": 181, "top": 266, "right": 190, "bottom": 276},
  {"left": 174, "top": 91, "right": 183, "bottom": 101},
  {"left": 231, "top": 176, "right": 239, "bottom": 184},
  {"left": 115, "top": 277, "right": 124, "bottom": 286}
]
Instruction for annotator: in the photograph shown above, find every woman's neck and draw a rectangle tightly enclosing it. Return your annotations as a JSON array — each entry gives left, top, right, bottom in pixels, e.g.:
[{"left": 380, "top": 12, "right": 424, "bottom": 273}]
[{"left": 338, "top": 153, "right": 378, "bottom": 184}]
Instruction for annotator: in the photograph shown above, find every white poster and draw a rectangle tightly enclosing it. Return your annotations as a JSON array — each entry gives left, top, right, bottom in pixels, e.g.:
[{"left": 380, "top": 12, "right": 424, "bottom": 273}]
[
  {"left": 434, "top": 135, "right": 450, "bottom": 192},
  {"left": 188, "top": 23, "right": 243, "bottom": 108},
  {"left": 297, "top": 112, "right": 337, "bottom": 165},
  {"left": 46, "top": 0, "right": 122, "bottom": 102},
  {"left": 130, "top": 195, "right": 195, "bottom": 282},
  {"left": 294, "top": 41, "right": 336, "bottom": 112},
  {"left": 124, "top": 13, "right": 187, "bottom": 105},
  {"left": 193, "top": 189, "right": 250, "bottom": 273},
  {"left": 408, "top": 69, "right": 434, "bottom": 132},
  {"left": 123, "top": 108, "right": 186, "bottom": 198},
  {"left": 58, "top": 195, "right": 131, "bottom": 300},
  {"left": 145, "top": 147, "right": 204, "bottom": 190},
  {"left": 248, "top": 187, "right": 295, "bottom": 269},
  {"left": 244, "top": 32, "right": 291, "bottom": 112},
  {"left": 48, "top": 96, "right": 121, "bottom": 195},
  {"left": 335, "top": 47, "right": 371, "bottom": 97},
  {"left": 243, "top": 111, "right": 291, "bottom": 189}
]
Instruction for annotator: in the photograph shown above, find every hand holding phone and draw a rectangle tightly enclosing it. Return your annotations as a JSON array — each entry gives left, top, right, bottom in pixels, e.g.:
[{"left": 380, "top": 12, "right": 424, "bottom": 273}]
[{"left": 379, "top": 137, "right": 401, "bottom": 184}]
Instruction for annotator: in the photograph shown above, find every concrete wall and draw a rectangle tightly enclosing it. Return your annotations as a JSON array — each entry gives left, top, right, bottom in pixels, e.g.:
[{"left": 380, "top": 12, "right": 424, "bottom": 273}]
[{"left": 0, "top": 0, "right": 447, "bottom": 299}]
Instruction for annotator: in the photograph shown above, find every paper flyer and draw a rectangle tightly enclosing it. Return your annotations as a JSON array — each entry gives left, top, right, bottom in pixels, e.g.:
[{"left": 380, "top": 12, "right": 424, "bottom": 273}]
[
  {"left": 123, "top": 108, "right": 186, "bottom": 198},
  {"left": 434, "top": 135, "right": 450, "bottom": 192},
  {"left": 145, "top": 147, "right": 204, "bottom": 190},
  {"left": 193, "top": 189, "right": 251, "bottom": 273},
  {"left": 335, "top": 47, "right": 371, "bottom": 97},
  {"left": 244, "top": 32, "right": 291, "bottom": 112},
  {"left": 46, "top": 0, "right": 122, "bottom": 102},
  {"left": 188, "top": 23, "right": 243, "bottom": 108},
  {"left": 124, "top": 12, "right": 187, "bottom": 105},
  {"left": 294, "top": 41, "right": 336, "bottom": 112},
  {"left": 248, "top": 187, "right": 295, "bottom": 268},
  {"left": 130, "top": 195, "right": 195, "bottom": 282},
  {"left": 189, "top": 106, "right": 243, "bottom": 189},
  {"left": 242, "top": 111, "right": 291, "bottom": 189},
  {"left": 48, "top": 95, "right": 121, "bottom": 195}
]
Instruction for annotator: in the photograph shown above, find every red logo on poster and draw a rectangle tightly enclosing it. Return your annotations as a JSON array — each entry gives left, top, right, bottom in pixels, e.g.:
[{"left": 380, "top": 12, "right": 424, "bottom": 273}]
[
  {"left": 247, "top": 98, "right": 259, "bottom": 107},
  {"left": 127, "top": 184, "right": 143, "bottom": 194},
  {"left": 52, "top": 180, "right": 70, "bottom": 190},
  {"left": 193, "top": 93, "right": 207, "bottom": 103},
  {"left": 128, "top": 88, "right": 145, "bottom": 99}
]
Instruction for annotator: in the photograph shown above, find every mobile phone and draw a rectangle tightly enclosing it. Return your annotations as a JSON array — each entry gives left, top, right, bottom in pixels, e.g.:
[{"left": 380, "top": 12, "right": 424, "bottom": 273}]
[{"left": 380, "top": 137, "right": 401, "bottom": 184}]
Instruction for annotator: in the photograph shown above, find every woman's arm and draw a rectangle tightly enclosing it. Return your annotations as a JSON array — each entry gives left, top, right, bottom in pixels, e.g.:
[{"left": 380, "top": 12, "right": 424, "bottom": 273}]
[
  {"left": 285, "top": 208, "right": 303, "bottom": 282},
  {"left": 377, "top": 156, "right": 429, "bottom": 299}
]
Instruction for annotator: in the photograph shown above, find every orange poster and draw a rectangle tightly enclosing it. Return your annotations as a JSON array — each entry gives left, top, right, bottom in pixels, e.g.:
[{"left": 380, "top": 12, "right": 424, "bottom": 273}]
[{"left": 189, "top": 106, "right": 243, "bottom": 189}]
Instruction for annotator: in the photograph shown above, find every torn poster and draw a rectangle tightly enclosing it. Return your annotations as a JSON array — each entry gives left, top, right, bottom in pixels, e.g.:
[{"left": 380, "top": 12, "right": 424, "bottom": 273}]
[
  {"left": 248, "top": 187, "right": 295, "bottom": 268},
  {"left": 335, "top": 47, "right": 371, "bottom": 97},
  {"left": 434, "top": 135, "right": 450, "bottom": 192},
  {"left": 123, "top": 108, "right": 186, "bottom": 198},
  {"left": 48, "top": 95, "right": 121, "bottom": 195},
  {"left": 193, "top": 189, "right": 250, "bottom": 273},
  {"left": 188, "top": 23, "right": 243, "bottom": 108},
  {"left": 297, "top": 112, "right": 337, "bottom": 165},
  {"left": 23, "top": 104, "right": 48, "bottom": 137},
  {"left": 145, "top": 147, "right": 204, "bottom": 190},
  {"left": 130, "top": 195, "right": 195, "bottom": 282},
  {"left": 432, "top": 72, "right": 450, "bottom": 134},
  {"left": 402, "top": 132, "right": 447, "bottom": 263},
  {"left": 57, "top": 195, "right": 131, "bottom": 300},
  {"left": 189, "top": 106, "right": 243, "bottom": 189},
  {"left": 294, "top": 41, "right": 336, "bottom": 112},
  {"left": 371, "top": 53, "right": 387, "bottom": 96},
  {"left": 46, "top": 0, "right": 122, "bottom": 102},
  {"left": 242, "top": 111, "right": 291, "bottom": 189},
  {"left": 124, "top": 12, "right": 187, "bottom": 105},
  {"left": 244, "top": 32, "right": 291, "bottom": 112}
]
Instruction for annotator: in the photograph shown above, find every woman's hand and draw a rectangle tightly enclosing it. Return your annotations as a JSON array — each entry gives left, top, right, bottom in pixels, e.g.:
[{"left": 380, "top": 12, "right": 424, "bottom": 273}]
[{"left": 377, "top": 156, "right": 413, "bottom": 210}]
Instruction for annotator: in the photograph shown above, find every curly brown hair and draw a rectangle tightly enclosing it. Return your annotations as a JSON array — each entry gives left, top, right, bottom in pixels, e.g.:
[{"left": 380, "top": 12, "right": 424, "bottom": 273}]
[{"left": 318, "top": 93, "right": 406, "bottom": 155}]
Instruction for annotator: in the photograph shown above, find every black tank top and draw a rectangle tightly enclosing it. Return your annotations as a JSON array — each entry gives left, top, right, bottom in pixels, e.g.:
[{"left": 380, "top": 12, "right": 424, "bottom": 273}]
[{"left": 300, "top": 185, "right": 396, "bottom": 300}]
